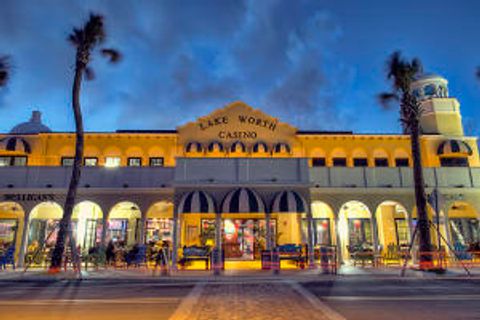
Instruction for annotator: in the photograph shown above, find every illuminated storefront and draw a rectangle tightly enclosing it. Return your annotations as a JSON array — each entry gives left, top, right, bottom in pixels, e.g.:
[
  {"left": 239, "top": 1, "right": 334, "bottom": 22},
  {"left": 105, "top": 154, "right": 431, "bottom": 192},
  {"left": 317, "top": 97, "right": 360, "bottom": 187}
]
[{"left": 0, "top": 74, "right": 479, "bottom": 269}]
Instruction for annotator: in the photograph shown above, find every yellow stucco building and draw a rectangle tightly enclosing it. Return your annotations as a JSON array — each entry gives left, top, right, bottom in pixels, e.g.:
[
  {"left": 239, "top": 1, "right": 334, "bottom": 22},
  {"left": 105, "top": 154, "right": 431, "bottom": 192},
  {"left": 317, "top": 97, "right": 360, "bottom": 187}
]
[{"left": 0, "top": 74, "right": 479, "bottom": 269}]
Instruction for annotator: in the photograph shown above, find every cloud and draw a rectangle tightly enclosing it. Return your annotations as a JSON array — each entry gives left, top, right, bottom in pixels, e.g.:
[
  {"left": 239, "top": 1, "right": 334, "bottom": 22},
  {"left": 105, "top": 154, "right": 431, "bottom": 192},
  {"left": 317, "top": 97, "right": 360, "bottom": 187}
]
[{"left": 0, "top": 0, "right": 349, "bottom": 132}]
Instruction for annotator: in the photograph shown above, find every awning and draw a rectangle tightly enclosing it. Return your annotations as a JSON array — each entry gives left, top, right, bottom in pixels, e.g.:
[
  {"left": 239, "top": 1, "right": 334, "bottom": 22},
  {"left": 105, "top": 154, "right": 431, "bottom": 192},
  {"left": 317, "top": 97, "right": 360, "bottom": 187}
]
[
  {"left": 178, "top": 190, "right": 216, "bottom": 214},
  {"left": 207, "top": 141, "right": 224, "bottom": 152},
  {"left": 230, "top": 141, "right": 246, "bottom": 153},
  {"left": 273, "top": 142, "right": 291, "bottom": 154},
  {"left": 185, "top": 141, "right": 203, "bottom": 153},
  {"left": 437, "top": 139, "right": 472, "bottom": 156},
  {"left": 221, "top": 187, "right": 265, "bottom": 213},
  {"left": 271, "top": 190, "right": 307, "bottom": 213},
  {"left": 0, "top": 136, "right": 31, "bottom": 154},
  {"left": 252, "top": 141, "right": 269, "bottom": 153}
]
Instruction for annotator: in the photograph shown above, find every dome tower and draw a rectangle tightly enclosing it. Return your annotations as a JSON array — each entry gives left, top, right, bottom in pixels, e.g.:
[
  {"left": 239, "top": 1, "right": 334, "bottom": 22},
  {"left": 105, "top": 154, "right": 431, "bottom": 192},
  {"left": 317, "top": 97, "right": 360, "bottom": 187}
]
[
  {"left": 411, "top": 74, "right": 464, "bottom": 136},
  {"left": 10, "top": 110, "right": 51, "bottom": 134}
]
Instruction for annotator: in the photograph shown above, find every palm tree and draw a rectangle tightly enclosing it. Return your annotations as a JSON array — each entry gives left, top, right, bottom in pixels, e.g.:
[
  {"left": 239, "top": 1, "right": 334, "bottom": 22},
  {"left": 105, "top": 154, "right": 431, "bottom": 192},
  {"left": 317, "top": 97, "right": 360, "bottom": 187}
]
[
  {"left": 379, "top": 51, "right": 432, "bottom": 269},
  {"left": 49, "top": 13, "right": 120, "bottom": 272},
  {"left": 0, "top": 55, "right": 10, "bottom": 87}
]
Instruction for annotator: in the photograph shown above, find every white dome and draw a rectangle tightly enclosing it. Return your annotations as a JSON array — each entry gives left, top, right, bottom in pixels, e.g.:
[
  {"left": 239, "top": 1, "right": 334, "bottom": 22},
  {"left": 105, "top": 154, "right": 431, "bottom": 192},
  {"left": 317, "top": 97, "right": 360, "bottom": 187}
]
[
  {"left": 411, "top": 73, "right": 449, "bottom": 100},
  {"left": 10, "top": 111, "right": 51, "bottom": 134}
]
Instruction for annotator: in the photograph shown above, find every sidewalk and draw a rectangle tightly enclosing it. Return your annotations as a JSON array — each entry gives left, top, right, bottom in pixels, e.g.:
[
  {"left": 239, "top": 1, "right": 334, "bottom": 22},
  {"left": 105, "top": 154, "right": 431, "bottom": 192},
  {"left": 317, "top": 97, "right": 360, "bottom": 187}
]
[{"left": 0, "top": 265, "right": 478, "bottom": 282}]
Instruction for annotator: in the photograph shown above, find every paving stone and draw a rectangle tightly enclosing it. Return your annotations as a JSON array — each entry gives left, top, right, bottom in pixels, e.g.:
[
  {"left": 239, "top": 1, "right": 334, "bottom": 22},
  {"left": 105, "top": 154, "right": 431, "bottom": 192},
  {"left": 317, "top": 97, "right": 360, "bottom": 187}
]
[{"left": 188, "top": 282, "right": 331, "bottom": 320}]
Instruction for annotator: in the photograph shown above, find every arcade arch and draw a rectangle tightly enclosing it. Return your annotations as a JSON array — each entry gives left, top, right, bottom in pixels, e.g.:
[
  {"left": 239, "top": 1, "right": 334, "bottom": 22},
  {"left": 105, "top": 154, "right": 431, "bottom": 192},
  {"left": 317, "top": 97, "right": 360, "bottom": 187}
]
[
  {"left": 338, "top": 201, "right": 373, "bottom": 261},
  {"left": 0, "top": 202, "right": 24, "bottom": 255},
  {"left": 108, "top": 201, "right": 141, "bottom": 246},
  {"left": 375, "top": 201, "right": 410, "bottom": 253}
]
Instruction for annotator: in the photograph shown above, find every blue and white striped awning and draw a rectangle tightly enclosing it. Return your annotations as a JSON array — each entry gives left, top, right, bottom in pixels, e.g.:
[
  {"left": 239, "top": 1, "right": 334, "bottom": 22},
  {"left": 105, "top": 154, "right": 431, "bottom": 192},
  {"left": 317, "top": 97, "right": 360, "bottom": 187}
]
[
  {"left": 178, "top": 190, "right": 216, "bottom": 214},
  {"left": 221, "top": 188, "right": 265, "bottom": 213},
  {"left": 271, "top": 190, "right": 307, "bottom": 213},
  {"left": 437, "top": 139, "right": 472, "bottom": 156},
  {"left": 0, "top": 136, "right": 31, "bottom": 154}
]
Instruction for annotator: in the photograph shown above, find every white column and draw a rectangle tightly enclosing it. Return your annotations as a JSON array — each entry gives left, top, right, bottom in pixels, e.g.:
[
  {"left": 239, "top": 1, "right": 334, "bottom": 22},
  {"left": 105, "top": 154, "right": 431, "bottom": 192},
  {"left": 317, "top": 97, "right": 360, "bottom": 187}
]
[
  {"left": 171, "top": 207, "right": 180, "bottom": 271},
  {"left": 138, "top": 210, "right": 147, "bottom": 245},
  {"left": 306, "top": 206, "right": 315, "bottom": 268},
  {"left": 16, "top": 210, "right": 31, "bottom": 268},
  {"left": 265, "top": 211, "right": 272, "bottom": 250},
  {"left": 214, "top": 211, "right": 222, "bottom": 274}
]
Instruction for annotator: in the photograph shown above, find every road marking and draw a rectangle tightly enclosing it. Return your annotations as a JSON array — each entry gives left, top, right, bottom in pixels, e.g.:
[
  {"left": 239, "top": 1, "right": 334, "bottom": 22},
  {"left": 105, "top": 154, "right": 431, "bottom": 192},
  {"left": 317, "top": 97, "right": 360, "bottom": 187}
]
[
  {"left": 0, "top": 297, "right": 181, "bottom": 305},
  {"left": 168, "top": 282, "right": 205, "bottom": 320},
  {"left": 322, "top": 294, "right": 480, "bottom": 301},
  {"left": 289, "top": 281, "right": 346, "bottom": 320}
]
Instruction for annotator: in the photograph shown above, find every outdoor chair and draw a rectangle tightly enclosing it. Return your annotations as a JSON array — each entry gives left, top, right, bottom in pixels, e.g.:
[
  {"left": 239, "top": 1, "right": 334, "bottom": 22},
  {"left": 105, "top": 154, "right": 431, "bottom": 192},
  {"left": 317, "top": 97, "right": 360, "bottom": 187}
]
[
  {"left": 382, "top": 244, "right": 401, "bottom": 266},
  {"left": 179, "top": 245, "right": 211, "bottom": 270},
  {"left": 125, "top": 245, "right": 147, "bottom": 268},
  {"left": 0, "top": 246, "right": 15, "bottom": 270}
]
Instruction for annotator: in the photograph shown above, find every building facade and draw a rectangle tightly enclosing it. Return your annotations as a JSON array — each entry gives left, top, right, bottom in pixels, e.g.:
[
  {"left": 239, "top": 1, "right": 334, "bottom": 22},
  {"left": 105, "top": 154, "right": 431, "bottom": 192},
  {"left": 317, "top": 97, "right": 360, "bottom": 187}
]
[{"left": 0, "top": 74, "right": 479, "bottom": 268}]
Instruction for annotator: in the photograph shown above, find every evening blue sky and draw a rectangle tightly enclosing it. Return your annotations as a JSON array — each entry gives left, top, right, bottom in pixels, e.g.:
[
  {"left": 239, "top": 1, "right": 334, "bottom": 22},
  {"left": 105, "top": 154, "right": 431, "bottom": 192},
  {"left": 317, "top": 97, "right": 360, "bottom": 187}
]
[{"left": 0, "top": 0, "right": 479, "bottom": 135}]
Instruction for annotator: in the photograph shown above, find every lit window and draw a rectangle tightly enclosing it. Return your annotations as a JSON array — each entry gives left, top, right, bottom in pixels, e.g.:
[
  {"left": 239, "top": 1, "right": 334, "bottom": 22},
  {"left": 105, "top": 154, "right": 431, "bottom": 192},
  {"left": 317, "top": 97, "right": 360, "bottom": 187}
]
[
  {"left": 61, "top": 157, "right": 74, "bottom": 166},
  {"left": 312, "top": 157, "right": 326, "bottom": 167},
  {"left": 105, "top": 157, "right": 121, "bottom": 168},
  {"left": 84, "top": 157, "right": 98, "bottom": 166},
  {"left": 12, "top": 156, "right": 27, "bottom": 166},
  {"left": 0, "top": 157, "right": 11, "bottom": 166},
  {"left": 128, "top": 157, "right": 142, "bottom": 167},
  {"left": 149, "top": 157, "right": 164, "bottom": 167}
]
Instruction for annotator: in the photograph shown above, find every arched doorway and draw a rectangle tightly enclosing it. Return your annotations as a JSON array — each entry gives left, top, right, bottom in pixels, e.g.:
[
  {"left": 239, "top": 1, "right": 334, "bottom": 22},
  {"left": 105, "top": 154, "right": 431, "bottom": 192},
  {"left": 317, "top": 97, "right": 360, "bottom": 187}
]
[
  {"left": 28, "top": 202, "right": 63, "bottom": 250},
  {"left": 375, "top": 201, "right": 410, "bottom": 253},
  {"left": 0, "top": 202, "right": 24, "bottom": 257},
  {"left": 72, "top": 201, "right": 103, "bottom": 251},
  {"left": 338, "top": 201, "right": 373, "bottom": 262},
  {"left": 145, "top": 201, "right": 174, "bottom": 245},
  {"left": 108, "top": 202, "right": 141, "bottom": 246},
  {"left": 447, "top": 202, "right": 479, "bottom": 248},
  {"left": 308, "top": 201, "right": 335, "bottom": 247}
]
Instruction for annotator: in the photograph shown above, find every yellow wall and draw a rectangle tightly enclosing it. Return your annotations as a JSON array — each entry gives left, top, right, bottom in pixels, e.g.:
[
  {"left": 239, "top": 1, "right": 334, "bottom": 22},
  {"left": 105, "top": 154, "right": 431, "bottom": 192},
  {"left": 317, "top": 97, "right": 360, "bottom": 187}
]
[{"left": 1, "top": 131, "right": 477, "bottom": 168}]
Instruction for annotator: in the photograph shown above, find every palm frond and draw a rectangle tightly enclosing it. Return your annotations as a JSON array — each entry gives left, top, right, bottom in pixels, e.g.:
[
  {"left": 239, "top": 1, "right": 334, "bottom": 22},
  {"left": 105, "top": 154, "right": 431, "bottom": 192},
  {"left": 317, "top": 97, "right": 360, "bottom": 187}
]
[
  {"left": 84, "top": 67, "right": 95, "bottom": 80},
  {"left": 0, "top": 55, "right": 10, "bottom": 87},
  {"left": 101, "top": 48, "right": 121, "bottom": 63},
  {"left": 378, "top": 92, "right": 398, "bottom": 110}
]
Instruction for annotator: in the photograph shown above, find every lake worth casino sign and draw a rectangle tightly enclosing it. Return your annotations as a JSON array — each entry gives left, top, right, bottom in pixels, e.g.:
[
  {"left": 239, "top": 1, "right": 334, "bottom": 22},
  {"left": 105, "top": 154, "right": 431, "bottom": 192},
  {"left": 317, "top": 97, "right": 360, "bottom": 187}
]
[{"left": 177, "top": 101, "right": 297, "bottom": 147}]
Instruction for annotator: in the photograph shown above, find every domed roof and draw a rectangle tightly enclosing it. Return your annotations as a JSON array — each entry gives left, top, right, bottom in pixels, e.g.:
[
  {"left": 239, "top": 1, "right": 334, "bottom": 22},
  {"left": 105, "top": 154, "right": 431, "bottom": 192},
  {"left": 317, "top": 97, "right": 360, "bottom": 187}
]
[
  {"left": 413, "top": 73, "right": 447, "bottom": 83},
  {"left": 10, "top": 111, "right": 51, "bottom": 134}
]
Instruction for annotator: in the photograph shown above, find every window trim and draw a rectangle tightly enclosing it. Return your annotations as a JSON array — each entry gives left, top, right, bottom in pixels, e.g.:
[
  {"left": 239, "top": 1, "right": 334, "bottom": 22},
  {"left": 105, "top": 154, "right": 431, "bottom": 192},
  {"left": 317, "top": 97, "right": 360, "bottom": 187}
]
[
  {"left": 332, "top": 157, "right": 347, "bottom": 167},
  {"left": 83, "top": 157, "right": 98, "bottom": 166},
  {"left": 105, "top": 156, "right": 122, "bottom": 168},
  {"left": 374, "top": 158, "right": 389, "bottom": 167},
  {"left": 353, "top": 158, "right": 368, "bottom": 167},
  {"left": 149, "top": 157, "right": 165, "bottom": 167},
  {"left": 61, "top": 156, "right": 75, "bottom": 167},
  {"left": 127, "top": 157, "right": 142, "bottom": 167},
  {"left": 311, "top": 157, "right": 326, "bottom": 167},
  {"left": 395, "top": 158, "right": 410, "bottom": 167}
]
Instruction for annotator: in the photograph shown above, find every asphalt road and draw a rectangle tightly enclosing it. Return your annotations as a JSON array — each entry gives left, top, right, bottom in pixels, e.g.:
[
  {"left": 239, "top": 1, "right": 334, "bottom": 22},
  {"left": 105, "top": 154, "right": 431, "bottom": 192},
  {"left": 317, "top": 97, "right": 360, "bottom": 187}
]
[
  {"left": 303, "top": 278, "right": 480, "bottom": 320},
  {"left": 0, "top": 280, "right": 194, "bottom": 320},
  {"left": 0, "top": 278, "right": 479, "bottom": 320}
]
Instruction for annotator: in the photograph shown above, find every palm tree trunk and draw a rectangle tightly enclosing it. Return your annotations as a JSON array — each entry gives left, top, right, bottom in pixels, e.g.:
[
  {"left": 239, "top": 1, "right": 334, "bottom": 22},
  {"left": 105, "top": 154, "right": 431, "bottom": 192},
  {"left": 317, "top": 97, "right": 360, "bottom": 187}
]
[
  {"left": 50, "top": 61, "right": 84, "bottom": 270},
  {"left": 410, "top": 118, "right": 432, "bottom": 268}
]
